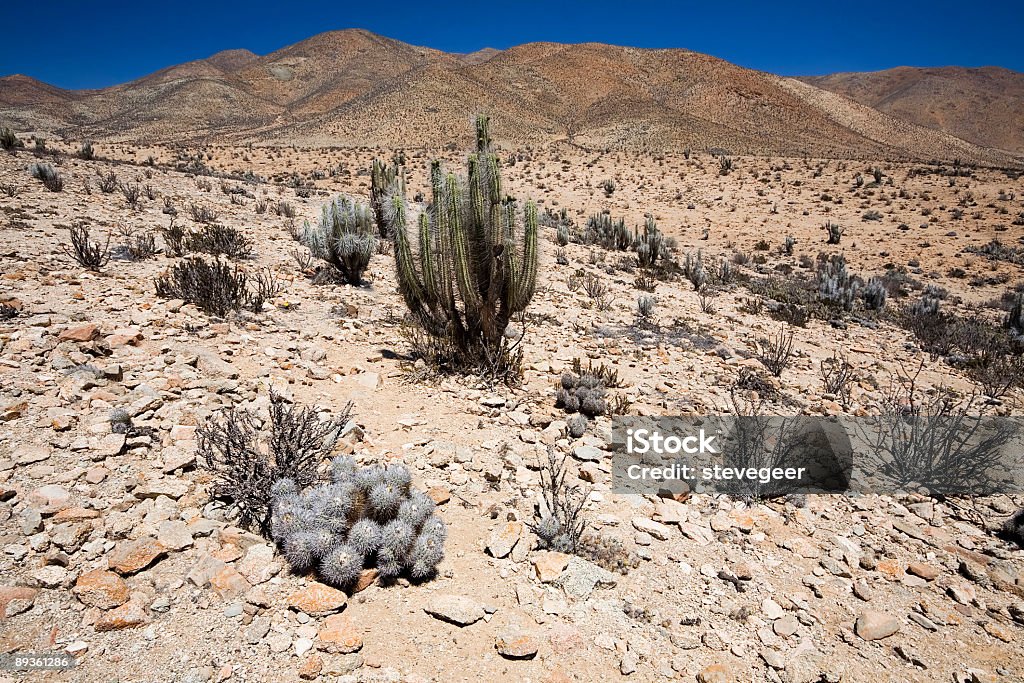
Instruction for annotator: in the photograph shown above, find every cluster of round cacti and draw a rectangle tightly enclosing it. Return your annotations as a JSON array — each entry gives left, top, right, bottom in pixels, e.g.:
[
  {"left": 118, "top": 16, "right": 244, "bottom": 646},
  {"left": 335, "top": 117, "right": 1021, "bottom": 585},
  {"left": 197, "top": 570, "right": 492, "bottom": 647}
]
[
  {"left": 555, "top": 371, "right": 609, "bottom": 419},
  {"left": 269, "top": 456, "right": 446, "bottom": 587}
]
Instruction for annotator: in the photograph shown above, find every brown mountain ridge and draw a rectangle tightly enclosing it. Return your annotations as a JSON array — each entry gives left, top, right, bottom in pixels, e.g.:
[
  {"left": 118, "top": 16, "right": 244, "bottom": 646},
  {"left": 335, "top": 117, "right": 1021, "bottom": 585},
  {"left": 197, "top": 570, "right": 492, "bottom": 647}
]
[{"left": 1, "top": 29, "right": 1021, "bottom": 165}]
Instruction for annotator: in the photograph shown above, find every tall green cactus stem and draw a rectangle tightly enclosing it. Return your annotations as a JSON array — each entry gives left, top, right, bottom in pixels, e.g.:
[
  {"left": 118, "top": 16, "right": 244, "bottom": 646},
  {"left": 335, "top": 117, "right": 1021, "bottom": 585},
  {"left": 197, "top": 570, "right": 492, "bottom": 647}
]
[
  {"left": 370, "top": 158, "right": 403, "bottom": 237},
  {"left": 389, "top": 116, "right": 538, "bottom": 361}
]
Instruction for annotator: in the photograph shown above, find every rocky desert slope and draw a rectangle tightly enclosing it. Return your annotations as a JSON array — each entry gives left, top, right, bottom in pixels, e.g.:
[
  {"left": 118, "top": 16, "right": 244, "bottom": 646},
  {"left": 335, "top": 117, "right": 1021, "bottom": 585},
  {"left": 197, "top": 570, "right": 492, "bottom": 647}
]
[
  {"left": 802, "top": 67, "right": 1024, "bottom": 156},
  {"left": 2, "top": 30, "right": 1022, "bottom": 167},
  {"left": 0, "top": 136, "right": 1023, "bottom": 683}
]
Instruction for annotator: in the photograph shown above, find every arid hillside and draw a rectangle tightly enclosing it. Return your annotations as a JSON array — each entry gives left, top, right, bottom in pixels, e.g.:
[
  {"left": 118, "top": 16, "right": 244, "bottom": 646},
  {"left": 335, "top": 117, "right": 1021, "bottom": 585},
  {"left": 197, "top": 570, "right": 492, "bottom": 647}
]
[
  {"left": 802, "top": 66, "right": 1024, "bottom": 155},
  {"left": 1, "top": 30, "right": 1021, "bottom": 166}
]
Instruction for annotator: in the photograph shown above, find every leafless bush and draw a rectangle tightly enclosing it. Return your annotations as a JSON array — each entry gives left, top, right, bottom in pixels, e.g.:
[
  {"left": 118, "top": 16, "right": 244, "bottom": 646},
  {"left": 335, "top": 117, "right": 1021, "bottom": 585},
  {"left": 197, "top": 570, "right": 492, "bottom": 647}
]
[
  {"left": 246, "top": 269, "right": 284, "bottom": 312},
  {"left": 756, "top": 324, "right": 795, "bottom": 377},
  {"left": 185, "top": 224, "right": 254, "bottom": 260},
  {"left": 859, "top": 361, "right": 1020, "bottom": 496},
  {"left": 61, "top": 225, "right": 110, "bottom": 271},
  {"left": 820, "top": 350, "right": 855, "bottom": 408},
  {"left": 528, "top": 447, "right": 589, "bottom": 554},
  {"left": 198, "top": 391, "right": 350, "bottom": 535},
  {"left": 97, "top": 171, "right": 118, "bottom": 193},
  {"left": 120, "top": 182, "right": 141, "bottom": 209},
  {"left": 154, "top": 257, "right": 247, "bottom": 317}
]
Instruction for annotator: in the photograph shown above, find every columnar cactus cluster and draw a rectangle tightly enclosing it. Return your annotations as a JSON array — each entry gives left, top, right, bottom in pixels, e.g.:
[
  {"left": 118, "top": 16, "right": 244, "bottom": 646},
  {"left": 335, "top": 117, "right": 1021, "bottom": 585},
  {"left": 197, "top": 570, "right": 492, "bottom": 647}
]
[
  {"left": 817, "top": 254, "right": 858, "bottom": 312},
  {"left": 584, "top": 213, "right": 630, "bottom": 250},
  {"left": 269, "top": 457, "right": 446, "bottom": 587},
  {"left": 632, "top": 216, "right": 666, "bottom": 268},
  {"left": 385, "top": 116, "right": 538, "bottom": 360},
  {"left": 370, "top": 158, "right": 403, "bottom": 237},
  {"left": 301, "top": 195, "right": 376, "bottom": 284}
]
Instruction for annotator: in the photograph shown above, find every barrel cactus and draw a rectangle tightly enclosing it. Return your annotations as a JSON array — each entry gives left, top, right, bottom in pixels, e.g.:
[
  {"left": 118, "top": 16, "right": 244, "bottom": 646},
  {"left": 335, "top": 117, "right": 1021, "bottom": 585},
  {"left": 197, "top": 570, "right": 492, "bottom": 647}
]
[
  {"left": 385, "top": 116, "right": 538, "bottom": 372},
  {"left": 270, "top": 457, "right": 445, "bottom": 587},
  {"left": 301, "top": 195, "right": 375, "bottom": 284}
]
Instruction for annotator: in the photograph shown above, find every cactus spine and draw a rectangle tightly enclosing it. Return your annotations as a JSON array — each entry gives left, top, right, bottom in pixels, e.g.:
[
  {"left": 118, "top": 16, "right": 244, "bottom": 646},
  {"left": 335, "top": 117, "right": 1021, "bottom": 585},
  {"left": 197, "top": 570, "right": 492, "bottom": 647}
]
[{"left": 388, "top": 116, "right": 538, "bottom": 359}]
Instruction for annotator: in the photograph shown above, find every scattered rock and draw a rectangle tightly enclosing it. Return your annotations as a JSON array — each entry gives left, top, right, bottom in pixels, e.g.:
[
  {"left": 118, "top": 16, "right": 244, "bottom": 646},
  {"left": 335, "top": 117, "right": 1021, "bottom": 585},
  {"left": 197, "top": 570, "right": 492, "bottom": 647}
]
[
  {"left": 855, "top": 611, "right": 901, "bottom": 641},
  {"left": 73, "top": 569, "right": 130, "bottom": 610},
  {"left": 287, "top": 583, "right": 347, "bottom": 616},
  {"left": 424, "top": 595, "right": 485, "bottom": 626},
  {"left": 107, "top": 537, "right": 166, "bottom": 575}
]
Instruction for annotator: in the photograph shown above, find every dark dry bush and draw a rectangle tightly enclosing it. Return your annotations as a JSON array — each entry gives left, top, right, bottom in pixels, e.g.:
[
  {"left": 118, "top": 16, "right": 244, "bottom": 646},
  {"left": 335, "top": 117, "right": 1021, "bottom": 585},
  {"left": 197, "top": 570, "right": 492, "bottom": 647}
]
[
  {"left": 188, "top": 203, "right": 218, "bottom": 224},
  {"left": 98, "top": 171, "right": 118, "bottom": 193},
  {"left": 732, "top": 366, "right": 778, "bottom": 400},
  {"left": 756, "top": 324, "right": 795, "bottom": 377},
  {"left": 199, "top": 391, "right": 350, "bottom": 535},
  {"left": 154, "top": 257, "right": 247, "bottom": 317},
  {"left": 246, "top": 269, "right": 284, "bottom": 312},
  {"left": 185, "top": 224, "right": 254, "bottom": 260},
  {"left": 160, "top": 222, "right": 187, "bottom": 257},
  {"left": 126, "top": 231, "right": 158, "bottom": 260},
  {"left": 820, "top": 351, "right": 856, "bottom": 407},
  {"left": 0, "top": 303, "right": 18, "bottom": 320},
  {"left": 61, "top": 225, "right": 110, "bottom": 271}
]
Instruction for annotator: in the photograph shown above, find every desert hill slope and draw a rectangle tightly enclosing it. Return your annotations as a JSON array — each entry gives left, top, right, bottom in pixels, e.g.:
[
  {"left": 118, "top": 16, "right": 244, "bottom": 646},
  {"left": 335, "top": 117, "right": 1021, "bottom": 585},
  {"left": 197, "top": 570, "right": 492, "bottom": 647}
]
[
  {"left": 802, "top": 66, "right": 1024, "bottom": 155},
  {"left": 1, "top": 29, "right": 1020, "bottom": 164}
]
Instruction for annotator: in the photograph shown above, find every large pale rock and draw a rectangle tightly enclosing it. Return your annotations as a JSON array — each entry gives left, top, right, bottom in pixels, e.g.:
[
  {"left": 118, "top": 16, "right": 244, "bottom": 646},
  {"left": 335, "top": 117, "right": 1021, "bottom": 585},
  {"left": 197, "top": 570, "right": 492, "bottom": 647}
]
[
  {"left": 423, "top": 595, "right": 485, "bottom": 626},
  {"left": 287, "top": 583, "right": 347, "bottom": 616},
  {"left": 107, "top": 537, "right": 166, "bottom": 575},
  {"left": 855, "top": 611, "right": 901, "bottom": 641},
  {"left": 73, "top": 569, "right": 130, "bottom": 610}
]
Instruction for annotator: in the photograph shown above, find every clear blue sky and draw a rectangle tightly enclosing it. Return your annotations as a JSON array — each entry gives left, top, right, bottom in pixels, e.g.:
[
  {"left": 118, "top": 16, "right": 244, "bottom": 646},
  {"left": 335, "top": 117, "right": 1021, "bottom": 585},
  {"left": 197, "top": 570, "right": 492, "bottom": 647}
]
[{"left": 3, "top": 0, "right": 1022, "bottom": 89}]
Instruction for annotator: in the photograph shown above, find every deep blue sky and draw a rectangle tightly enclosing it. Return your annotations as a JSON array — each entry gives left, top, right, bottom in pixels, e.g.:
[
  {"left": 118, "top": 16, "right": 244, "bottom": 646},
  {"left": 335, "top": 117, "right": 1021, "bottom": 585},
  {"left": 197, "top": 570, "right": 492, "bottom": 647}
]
[{"left": 3, "top": 0, "right": 1023, "bottom": 89}]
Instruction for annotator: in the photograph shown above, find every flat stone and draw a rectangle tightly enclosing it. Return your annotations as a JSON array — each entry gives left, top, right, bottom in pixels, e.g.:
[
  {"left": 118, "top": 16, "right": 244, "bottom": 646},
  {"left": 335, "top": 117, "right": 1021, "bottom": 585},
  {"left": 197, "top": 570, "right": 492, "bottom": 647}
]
[
  {"left": 317, "top": 613, "right": 363, "bottom": 653},
  {"left": 209, "top": 567, "right": 251, "bottom": 601},
  {"left": 533, "top": 551, "right": 571, "bottom": 582},
  {"left": 92, "top": 433, "right": 126, "bottom": 458},
  {"left": 52, "top": 506, "right": 101, "bottom": 523},
  {"left": 14, "top": 445, "right": 51, "bottom": 465},
  {"left": 59, "top": 324, "right": 99, "bottom": 342},
  {"left": 557, "top": 557, "right": 617, "bottom": 600},
  {"left": 73, "top": 569, "right": 130, "bottom": 610},
  {"left": 237, "top": 544, "right": 280, "bottom": 585},
  {"left": 495, "top": 626, "right": 540, "bottom": 659},
  {"left": 423, "top": 594, "right": 485, "bottom": 626},
  {"left": 134, "top": 477, "right": 190, "bottom": 500},
  {"left": 907, "top": 562, "right": 940, "bottom": 581},
  {"left": 487, "top": 522, "right": 523, "bottom": 559},
  {"left": 187, "top": 554, "right": 228, "bottom": 587},
  {"left": 773, "top": 614, "right": 799, "bottom": 637},
  {"left": 855, "top": 611, "right": 901, "bottom": 641},
  {"left": 107, "top": 537, "right": 166, "bottom": 575},
  {"left": 572, "top": 445, "right": 603, "bottom": 462},
  {"left": 287, "top": 583, "right": 347, "bottom": 616},
  {"left": 94, "top": 597, "right": 149, "bottom": 631},
  {"left": 0, "top": 586, "right": 38, "bottom": 619},
  {"left": 298, "top": 655, "right": 323, "bottom": 680},
  {"left": 26, "top": 485, "right": 71, "bottom": 515},
  {"left": 631, "top": 517, "right": 671, "bottom": 541},
  {"left": 156, "top": 521, "right": 194, "bottom": 550},
  {"left": 697, "top": 663, "right": 733, "bottom": 683}
]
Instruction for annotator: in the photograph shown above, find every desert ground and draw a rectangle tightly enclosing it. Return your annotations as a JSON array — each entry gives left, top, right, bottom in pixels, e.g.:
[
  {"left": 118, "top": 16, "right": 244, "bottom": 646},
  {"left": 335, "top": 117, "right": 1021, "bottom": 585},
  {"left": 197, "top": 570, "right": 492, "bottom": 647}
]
[{"left": 0, "top": 136, "right": 1023, "bottom": 683}]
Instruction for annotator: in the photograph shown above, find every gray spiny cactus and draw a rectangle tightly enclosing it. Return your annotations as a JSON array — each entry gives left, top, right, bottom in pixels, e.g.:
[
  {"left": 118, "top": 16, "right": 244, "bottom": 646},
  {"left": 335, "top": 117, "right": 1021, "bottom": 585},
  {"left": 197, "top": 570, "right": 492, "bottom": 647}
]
[
  {"left": 818, "top": 254, "right": 858, "bottom": 312},
  {"left": 301, "top": 195, "right": 376, "bottom": 284},
  {"left": 632, "top": 215, "right": 666, "bottom": 268},
  {"left": 861, "top": 277, "right": 888, "bottom": 312},
  {"left": 270, "top": 457, "right": 446, "bottom": 587},
  {"left": 585, "top": 213, "right": 631, "bottom": 250}
]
